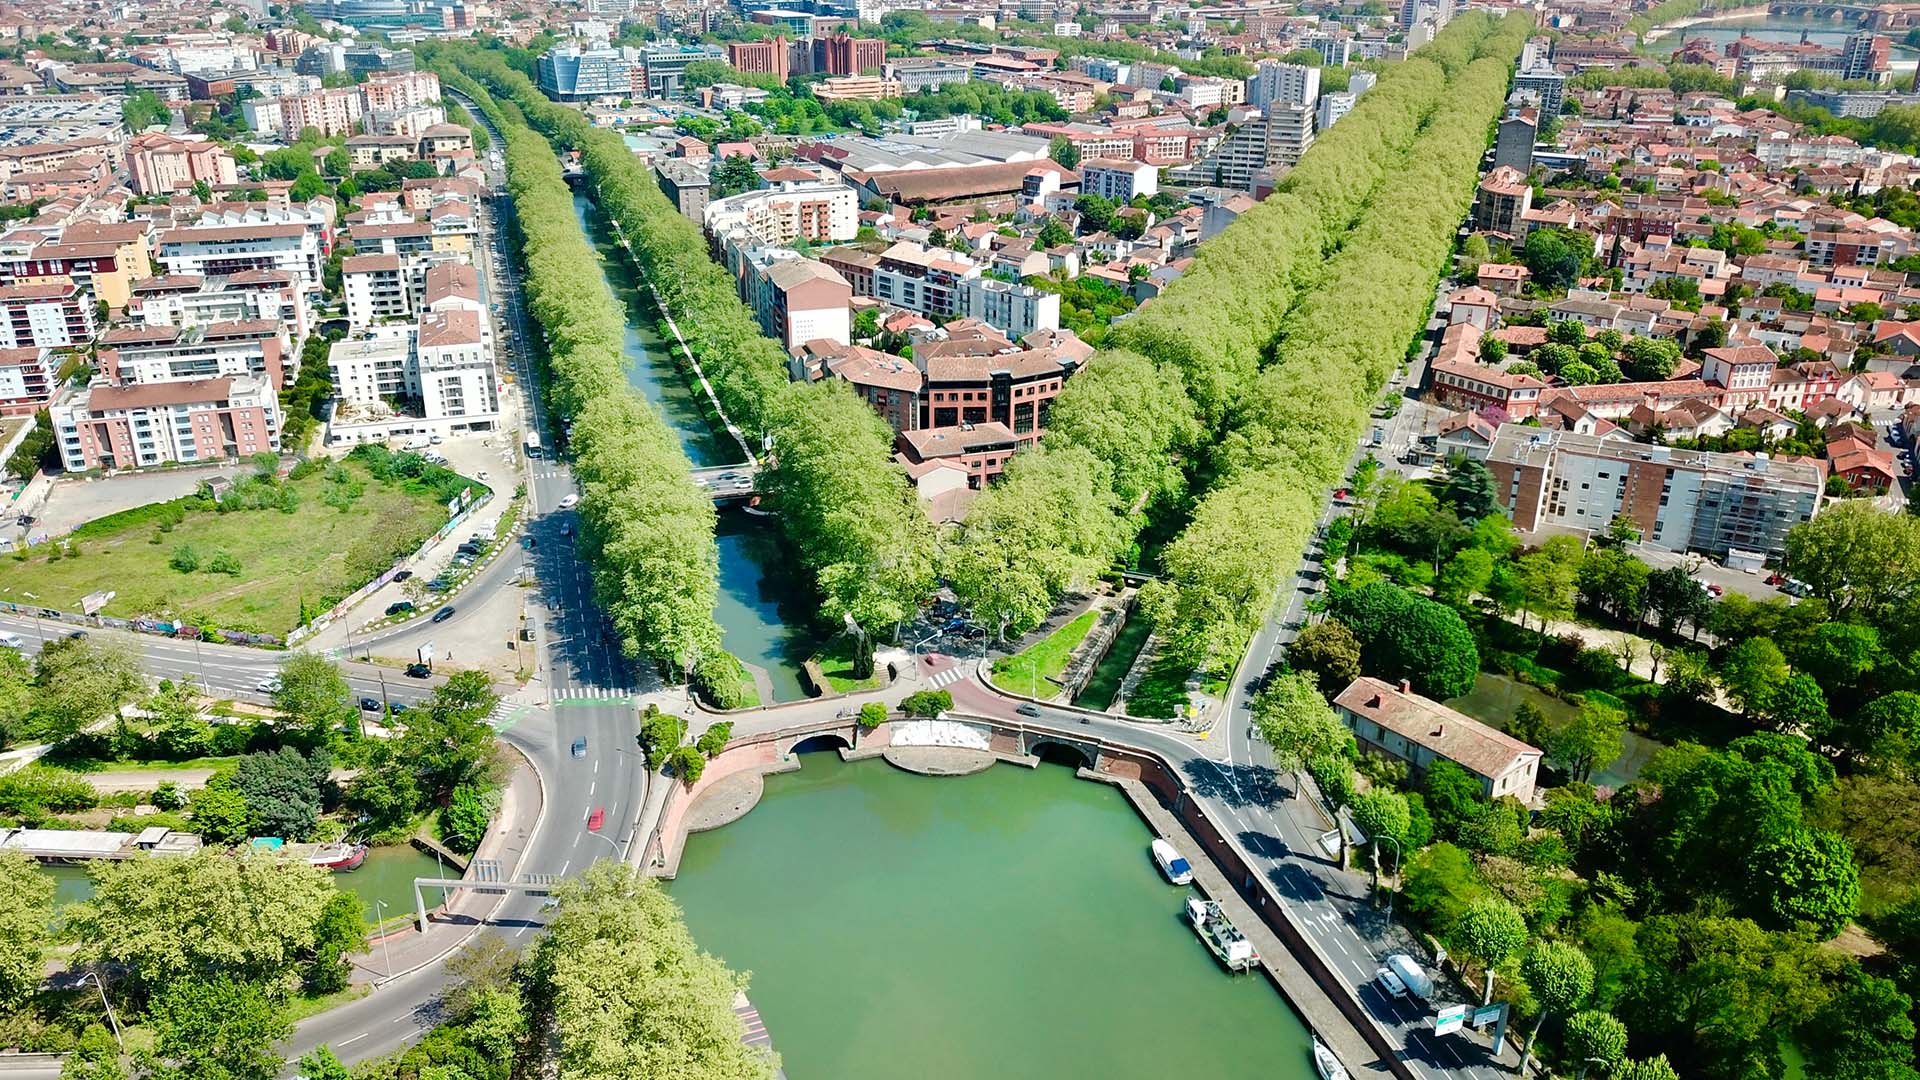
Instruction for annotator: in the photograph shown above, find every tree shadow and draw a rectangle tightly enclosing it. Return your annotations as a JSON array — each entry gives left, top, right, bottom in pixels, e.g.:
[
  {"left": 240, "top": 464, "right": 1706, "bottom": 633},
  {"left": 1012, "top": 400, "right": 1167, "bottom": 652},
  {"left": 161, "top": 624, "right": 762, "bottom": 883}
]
[{"left": 1180, "top": 758, "right": 1282, "bottom": 809}]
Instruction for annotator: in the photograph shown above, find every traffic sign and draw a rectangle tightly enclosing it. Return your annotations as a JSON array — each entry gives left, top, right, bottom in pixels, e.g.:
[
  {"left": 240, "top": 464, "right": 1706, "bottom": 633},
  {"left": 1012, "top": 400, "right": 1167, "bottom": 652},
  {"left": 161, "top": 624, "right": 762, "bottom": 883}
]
[
  {"left": 1434, "top": 1005, "right": 1468, "bottom": 1036},
  {"left": 1472, "top": 1004, "right": 1505, "bottom": 1028}
]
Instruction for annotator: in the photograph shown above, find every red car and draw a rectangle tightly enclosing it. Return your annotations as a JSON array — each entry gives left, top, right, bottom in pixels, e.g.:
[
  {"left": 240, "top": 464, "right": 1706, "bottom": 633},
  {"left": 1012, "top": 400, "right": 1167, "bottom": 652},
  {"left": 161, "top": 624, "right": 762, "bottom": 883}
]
[{"left": 586, "top": 808, "right": 605, "bottom": 832}]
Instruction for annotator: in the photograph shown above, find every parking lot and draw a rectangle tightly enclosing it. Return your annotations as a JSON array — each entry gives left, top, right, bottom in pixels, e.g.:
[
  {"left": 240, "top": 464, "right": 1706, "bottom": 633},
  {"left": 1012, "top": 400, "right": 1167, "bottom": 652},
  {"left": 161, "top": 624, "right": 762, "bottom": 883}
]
[{"left": 9, "top": 463, "right": 249, "bottom": 542}]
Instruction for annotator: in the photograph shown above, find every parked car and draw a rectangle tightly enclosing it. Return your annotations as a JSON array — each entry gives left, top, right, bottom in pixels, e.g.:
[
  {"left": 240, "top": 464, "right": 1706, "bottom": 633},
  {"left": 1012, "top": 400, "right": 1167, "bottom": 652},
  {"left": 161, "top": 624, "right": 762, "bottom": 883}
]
[
  {"left": 431, "top": 606, "right": 456, "bottom": 623},
  {"left": 359, "top": 697, "right": 383, "bottom": 712},
  {"left": 393, "top": 570, "right": 413, "bottom": 582},
  {"left": 386, "top": 601, "right": 416, "bottom": 617},
  {"left": 387, "top": 701, "right": 408, "bottom": 714},
  {"left": 405, "top": 663, "right": 432, "bottom": 678}
]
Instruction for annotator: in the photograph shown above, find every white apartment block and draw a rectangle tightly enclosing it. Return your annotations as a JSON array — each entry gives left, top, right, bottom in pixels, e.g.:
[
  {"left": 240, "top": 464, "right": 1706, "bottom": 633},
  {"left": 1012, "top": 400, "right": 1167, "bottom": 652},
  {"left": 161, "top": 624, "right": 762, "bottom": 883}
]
[
  {"left": 342, "top": 253, "right": 411, "bottom": 328},
  {"left": 100, "top": 321, "right": 293, "bottom": 389},
  {"left": 0, "top": 347, "right": 58, "bottom": 416},
  {"left": 1246, "top": 60, "right": 1320, "bottom": 109},
  {"left": 703, "top": 175, "right": 858, "bottom": 247},
  {"left": 1317, "top": 91, "right": 1358, "bottom": 130},
  {"left": 0, "top": 281, "right": 95, "bottom": 350},
  {"left": 415, "top": 309, "right": 498, "bottom": 427},
  {"left": 964, "top": 277, "right": 1061, "bottom": 339},
  {"left": 1079, "top": 159, "right": 1158, "bottom": 202},
  {"left": 1184, "top": 105, "right": 1316, "bottom": 191},
  {"left": 130, "top": 272, "right": 308, "bottom": 343},
  {"left": 156, "top": 223, "right": 324, "bottom": 296}
]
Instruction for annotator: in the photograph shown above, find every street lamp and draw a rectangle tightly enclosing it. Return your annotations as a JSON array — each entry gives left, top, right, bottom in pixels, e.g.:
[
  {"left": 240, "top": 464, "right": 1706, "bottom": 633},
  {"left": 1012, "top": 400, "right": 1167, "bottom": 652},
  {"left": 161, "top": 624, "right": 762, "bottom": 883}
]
[
  {"left": 1376, "top": 835, "right": 1403, "bottom": 922},
  {"left": 584, "top": 829, "right": 619, "bottom": 861},
  {"left": 371, "top": 900, "right": 395, "bottom": 979},
  {"left": 78, "top": 971, "right": 123, "bottom": 1054}
]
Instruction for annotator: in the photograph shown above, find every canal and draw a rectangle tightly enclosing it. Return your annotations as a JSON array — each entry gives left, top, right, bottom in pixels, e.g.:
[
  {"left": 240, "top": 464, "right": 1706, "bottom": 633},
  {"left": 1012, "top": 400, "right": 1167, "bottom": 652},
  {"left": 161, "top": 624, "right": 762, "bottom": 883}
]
[
  {"left": 569, "top": 191, "right": 820, "bottom": 701},
  {"left": 668, "top": 753, "right": 1315, "bottom": 1079},
  {"left": 36, "top": 845, "right": 452, "bottom": 926}
]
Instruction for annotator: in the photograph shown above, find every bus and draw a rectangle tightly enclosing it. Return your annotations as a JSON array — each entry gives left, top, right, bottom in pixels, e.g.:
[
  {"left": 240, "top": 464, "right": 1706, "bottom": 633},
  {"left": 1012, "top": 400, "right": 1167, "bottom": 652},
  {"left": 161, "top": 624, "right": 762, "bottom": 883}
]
[{"left": 525, "top": 431, "right": 542, "bottom": 458}]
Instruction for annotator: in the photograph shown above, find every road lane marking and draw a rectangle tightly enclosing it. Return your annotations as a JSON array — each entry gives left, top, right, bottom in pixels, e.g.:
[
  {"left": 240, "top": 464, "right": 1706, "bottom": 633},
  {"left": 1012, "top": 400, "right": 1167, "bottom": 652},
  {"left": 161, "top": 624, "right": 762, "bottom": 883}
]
[{"left": 340, "top": 1033, "right": 370, "bottom": 1046}]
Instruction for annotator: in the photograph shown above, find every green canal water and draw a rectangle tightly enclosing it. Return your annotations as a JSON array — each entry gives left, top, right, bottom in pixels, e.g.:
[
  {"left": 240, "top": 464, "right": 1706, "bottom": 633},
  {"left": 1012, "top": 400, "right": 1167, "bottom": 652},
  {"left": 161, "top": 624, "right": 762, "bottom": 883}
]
[
  {"left": 669, "top": 753, "right": 1314, "bottom": 1079},
  {"left": 570, "top": 190, "right": 819, "bottom": 701},
  {"left": 37, "top": 845, "right": 450, "bottom": 926}
]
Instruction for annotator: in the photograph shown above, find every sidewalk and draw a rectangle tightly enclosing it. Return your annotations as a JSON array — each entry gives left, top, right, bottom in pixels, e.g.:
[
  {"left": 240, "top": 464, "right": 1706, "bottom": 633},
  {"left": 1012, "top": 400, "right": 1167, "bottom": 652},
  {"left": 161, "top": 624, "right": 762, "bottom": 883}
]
[{"left": 348, "top": 739, "right": 545, "bottom": 983}]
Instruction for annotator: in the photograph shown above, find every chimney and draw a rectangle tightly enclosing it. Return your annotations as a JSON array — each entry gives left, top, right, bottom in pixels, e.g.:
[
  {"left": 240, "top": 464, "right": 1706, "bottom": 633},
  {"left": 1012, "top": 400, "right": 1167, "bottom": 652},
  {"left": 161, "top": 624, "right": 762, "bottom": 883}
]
[{"left": 1398, "top": 678, "right": 1411, "bottom": 694}]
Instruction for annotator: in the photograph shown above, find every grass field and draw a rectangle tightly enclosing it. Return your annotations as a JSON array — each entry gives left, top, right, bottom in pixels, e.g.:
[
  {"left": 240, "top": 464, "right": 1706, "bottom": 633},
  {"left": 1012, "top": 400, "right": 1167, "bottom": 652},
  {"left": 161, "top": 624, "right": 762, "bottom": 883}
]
[
  {"left": 813, "top": 638, "right": 884, "bottom": 694},
  {"left": 992, "top": 610, "right": 1097, "bottom": 698},
  {"left": 0, "top": 460, "right": 450, "bottom": 635}
]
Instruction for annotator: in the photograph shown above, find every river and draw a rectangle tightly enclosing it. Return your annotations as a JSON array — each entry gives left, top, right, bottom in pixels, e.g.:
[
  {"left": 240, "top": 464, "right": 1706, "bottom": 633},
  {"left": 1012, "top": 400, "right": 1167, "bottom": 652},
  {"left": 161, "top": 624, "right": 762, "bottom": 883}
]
[
  {"left": 668, "top": 753, "right": 1314, "bottom": 1079},
  {"left": 1659, "top": 12, "right": 1920, "bottom": 76},
  {"left": 569, "top": 191, "right": 820, "bottom": 701}
]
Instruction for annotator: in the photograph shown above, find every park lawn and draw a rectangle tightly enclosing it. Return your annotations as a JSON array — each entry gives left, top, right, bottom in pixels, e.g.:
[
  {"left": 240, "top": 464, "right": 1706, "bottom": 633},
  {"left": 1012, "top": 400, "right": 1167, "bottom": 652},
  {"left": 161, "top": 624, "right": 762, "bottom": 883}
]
[
  {"left": 1127, "top": 653, "right": 1193, "bottom": 719},
  {"left": 283, "top": 984, "right": 370, "bottom": 1024},
  {"left": 0, "top": 461, "right": 448, "bottom": 635},
  {"left": 44, "top": 753, "right": 243, "bottom": 775},
  {"left": 813, "top": 638, "right": 883, "bottom": 694},
  {"left": 992, "top": 610, "right": 1097, "bottom": 697}
]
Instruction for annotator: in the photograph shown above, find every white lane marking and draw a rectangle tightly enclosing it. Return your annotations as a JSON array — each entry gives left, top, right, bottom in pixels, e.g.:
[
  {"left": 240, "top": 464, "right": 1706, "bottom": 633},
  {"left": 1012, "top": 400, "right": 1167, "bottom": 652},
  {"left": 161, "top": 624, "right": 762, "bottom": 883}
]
[
  {"left": 558, "top": 859, "right": 570, "bottom": 876},
  {"left": 1332, "top": 937, "right": 1350, "bottom": 956},
  {"left": 339, "top": 1033, "right": 370, "bottom": 1046},
  {"left": 588, "top": 782, "right": 595, "bottom": 797},
  {"left": 389, "top": 1013, "right": 412, "bottom": 1025}
]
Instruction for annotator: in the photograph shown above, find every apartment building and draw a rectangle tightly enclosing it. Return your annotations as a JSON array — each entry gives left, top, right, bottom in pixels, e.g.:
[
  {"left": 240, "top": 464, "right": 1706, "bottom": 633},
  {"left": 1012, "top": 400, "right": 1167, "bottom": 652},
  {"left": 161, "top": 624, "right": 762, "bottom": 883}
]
[
  {"left": 1079, "top": 158, "right": 1159, "bottom": 203},
  {"left": 52, "top": 377, "right": 279, "bottom": 471},
  {"left": 1245, "top": 60, "right": 1319, "bottom": 109},
  {"left": 128, "top": 272, "right": 308, "bottom": 341},
  {"left": 0, "top": 280, "right": 94, "bottom": 350},
  {"left": 816, "top": 32, "right": 886, "bottom": 76},
  {"left": 0, "top": 220, "right": 153, "bottom": 311},
  {"left": 361, "top": 70, "right": 440, "bottom": 112},
  {"left": 1485, "top": 424, "right": 1822, "bottom": 559},
  {"left": 127, "top": 133, "right": 238, "bottom": 196},
  {"left": 415, "top": 309, "right": 498, "bottom": 428},
  {"left": 964, "top": 277, "right": 1060, "bottom": 339},
  {"left": 745, "top": 257, "right": 851, "bottom": 352},
  {"left": 98, "top": 320, "right": 292, "bottom": 391},
  {"left": 156, "top": 222, "right": 324, "bottom": 296},
  {"left": 243, "top": 85, "right": 364, "bottom": 139},
  {"left": 1183, "top": 105, "right": 1314, "bottom": 191},
  {"left": 870, "top": 241, "right": 979, "bottom": 319},
  {"left": 0, "top": 347, "right": 59, "bottom": 416},
  {"left": 655, "top": 158, "right": 711, "bottom": 221},
  {"left": 702, "top": 171, "right": 858, "bottom": 245},
  {"left": 342, "top": 253, "right": 411, "bottom": 327},
  {"left": 919, "top": 331, "right": 1086, "bottom": 444},
  {"left": 1474, "top": 166, "right": 1533, "bottom": 235},
  {"left": 897, "top": 421, "right": 1020, "bottom": 487}
]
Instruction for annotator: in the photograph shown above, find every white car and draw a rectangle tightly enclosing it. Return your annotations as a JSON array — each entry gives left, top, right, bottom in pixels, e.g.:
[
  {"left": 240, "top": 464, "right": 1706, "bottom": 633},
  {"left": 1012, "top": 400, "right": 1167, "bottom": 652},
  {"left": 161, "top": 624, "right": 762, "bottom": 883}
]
[
  {"left": 256, "top": 676, "right": 282, "bottom": 694},
  {"left": 558, "top": 493, "right": 579, "bottom": 509}
]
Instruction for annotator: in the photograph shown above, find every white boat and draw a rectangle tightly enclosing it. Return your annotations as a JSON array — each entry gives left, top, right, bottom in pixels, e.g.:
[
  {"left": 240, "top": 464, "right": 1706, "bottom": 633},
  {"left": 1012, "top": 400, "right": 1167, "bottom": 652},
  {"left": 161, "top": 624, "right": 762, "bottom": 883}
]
[
  {"left": 1151, "top": 838, "right": 1194, "bottom": 885},
  {"left": 1314, "top": 1041, "right": 1349, "bottom": 1080},
  {"left": 1185, "top": 896, "right": 1258, "bottom": 972}
]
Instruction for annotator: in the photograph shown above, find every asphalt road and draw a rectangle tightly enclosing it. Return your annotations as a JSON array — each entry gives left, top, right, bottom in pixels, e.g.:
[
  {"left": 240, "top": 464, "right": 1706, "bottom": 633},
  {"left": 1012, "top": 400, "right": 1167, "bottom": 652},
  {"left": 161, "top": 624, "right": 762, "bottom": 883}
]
[{"left": 282, "top": 97, "right": 651, "bottom": 1068}]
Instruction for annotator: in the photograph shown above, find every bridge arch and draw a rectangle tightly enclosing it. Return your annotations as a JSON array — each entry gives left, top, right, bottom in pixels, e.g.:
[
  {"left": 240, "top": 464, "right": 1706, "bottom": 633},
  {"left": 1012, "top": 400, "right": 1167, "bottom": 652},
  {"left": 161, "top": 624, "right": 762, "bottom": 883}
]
[
  {"left": 1028, "top": 738, "right": 1097, "bottom": 770},
  {"left": 786, "top": 731, "right": 852, "bottom": 756}
]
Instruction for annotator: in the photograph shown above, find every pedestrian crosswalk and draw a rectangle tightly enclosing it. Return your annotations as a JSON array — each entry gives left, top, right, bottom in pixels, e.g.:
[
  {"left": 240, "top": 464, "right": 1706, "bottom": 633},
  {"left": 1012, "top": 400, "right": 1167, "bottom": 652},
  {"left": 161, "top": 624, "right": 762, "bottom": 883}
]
[
  {"left": 552, "top": 686, "right": 636, "bottom": 702},
  {"left": 927, "top": 665, "right": 969, "bottom": 690},
  {"left": 533, "top": 470, "right": 568, "bottom": 481}
]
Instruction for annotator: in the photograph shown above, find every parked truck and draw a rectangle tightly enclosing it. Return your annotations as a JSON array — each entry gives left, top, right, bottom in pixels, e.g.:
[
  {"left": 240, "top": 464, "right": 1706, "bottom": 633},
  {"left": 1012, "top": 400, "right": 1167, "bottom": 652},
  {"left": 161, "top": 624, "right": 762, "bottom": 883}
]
[{"left": 1374, "top": 954, "right": 1433, "bottom": 1000}]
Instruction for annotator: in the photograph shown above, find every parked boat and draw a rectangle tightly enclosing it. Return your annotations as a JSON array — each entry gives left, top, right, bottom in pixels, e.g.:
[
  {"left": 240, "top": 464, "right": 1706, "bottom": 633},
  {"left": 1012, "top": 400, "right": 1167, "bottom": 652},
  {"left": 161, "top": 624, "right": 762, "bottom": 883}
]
[
  {"left": 1185, "top": 896, "right": 1257, "bottom": 972},
  {"left": 250, "top": 838, "right": 368, "bottom": 871},
  {"left": 1313, "top": 1041, "right": 1349, "bottom": 1080},
  {"left": 1151, "top": 838, "right": 1194, "bottom": 885}
]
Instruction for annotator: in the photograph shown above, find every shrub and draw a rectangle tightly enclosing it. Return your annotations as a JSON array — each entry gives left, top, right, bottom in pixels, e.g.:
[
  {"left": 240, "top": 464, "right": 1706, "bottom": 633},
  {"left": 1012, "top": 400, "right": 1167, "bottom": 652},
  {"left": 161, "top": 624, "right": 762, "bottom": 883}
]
[
  {"left": 694, "top": 720, "right": 733, "bottom": 757},
  {"left": 899, "top": 690, "right": 952, "bottom": 717},
  {"left": 169, "top": 543, "right": 200, "bottom": 573},
  {"left": 207, "top": 550, "right": 243, "bottom": 575},
  {"left": 0, "top": 766, "right": 98, "bottom": 818},
  {"left": 858, "top": 701, "right": 887, "bottom": 729}
]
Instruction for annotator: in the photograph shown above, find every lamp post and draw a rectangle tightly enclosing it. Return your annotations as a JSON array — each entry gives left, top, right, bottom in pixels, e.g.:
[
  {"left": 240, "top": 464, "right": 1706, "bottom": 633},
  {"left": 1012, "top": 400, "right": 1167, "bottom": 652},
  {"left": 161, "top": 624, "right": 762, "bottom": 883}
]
[
  {"left": 371, "top": 900, "right": 395, "bottom": 979},
  {"left": 78, "top": 972, "right": 123, "bottom": 1054},
  {"left": 584, "top": 829, "right": 618, "bottom": 861},
  {"left": 1376, "top": 834, "right": 1403, "bottom": 922}
]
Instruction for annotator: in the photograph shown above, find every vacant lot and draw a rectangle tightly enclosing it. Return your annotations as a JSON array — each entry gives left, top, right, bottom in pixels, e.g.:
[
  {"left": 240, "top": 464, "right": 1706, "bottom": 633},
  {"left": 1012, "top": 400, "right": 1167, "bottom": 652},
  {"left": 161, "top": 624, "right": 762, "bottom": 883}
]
[{"left": 0, "top": 458, "right": 451, "bottom": 635}]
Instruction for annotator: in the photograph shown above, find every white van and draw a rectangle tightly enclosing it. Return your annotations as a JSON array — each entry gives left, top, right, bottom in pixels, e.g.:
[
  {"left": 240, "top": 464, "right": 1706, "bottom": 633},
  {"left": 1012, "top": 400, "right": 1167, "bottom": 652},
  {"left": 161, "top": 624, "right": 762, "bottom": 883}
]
[
  {"left": 401, "top": 435, "right": 431, "bottom": 451},
  {"left": 0, "top": 632, "right": 23, "bottom": 650}
]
